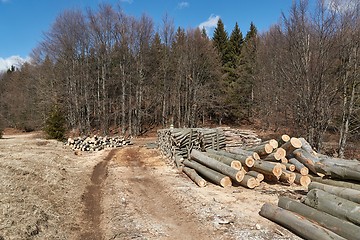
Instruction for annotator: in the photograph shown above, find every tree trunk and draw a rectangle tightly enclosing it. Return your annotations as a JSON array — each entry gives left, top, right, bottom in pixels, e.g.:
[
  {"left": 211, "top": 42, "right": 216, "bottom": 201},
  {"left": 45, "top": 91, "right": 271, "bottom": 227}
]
[
  {"left": 250, "top": 160, "right": 282, "bottom": 178},
  {"left": 308, "top": 175, "right": 360, "bottom": 191},
  {"left": 278, "top": 197, "right": 360, "bottom": 240},
  {"left": 206, "top": 149, "right": 255, "bottom": 167},
  {"left": 259, "top": 203, "right": 346, "bottom": 240},
  {"left": 191, "top": 150, "right": 244, "bottom": 182},
  {"left": 304, "top": 189, "right": 360, "bottom": 226},
  {"left": 246, "top": 143, "right": 273, "bottom": 157},
  {"left": 279, "top": 170, "right": 296, "bottom": 184},
  {"left": 204, "top": 152, "right": 242, "bottom": 170},
  {"left": 298, "top": 137, "right": 317, "bottom": 156},
  {"left": 246, "top": 170, "right": 264, "bottom": 182},
  {"left": 183, "top": 159, "right": 232, "bottom": 187},
  {"left": 278, "top": 134, "right": 291, "bottom": 146},
  {"left": 294, "top": 172, "right": 311, "bottom": 187},
  {"left": 292, "top": 149, "right": 319, "bottom": 175},
  {"left": 289, "top": 158, "right": 309, "bottom": 175},
  {"left": 308, "top": 182, "right": 360, "bottom": 204},
  {"left": 228, "top": 148, "right": 260, "bottom": 160},
  {"left": 280, "top": 137, "right": 302, "bottom": 155},
  {"left": 238, "top": 175, "right": 258, "bottom": 189},
  {"left": 183, "top": 167, "right": 207, "bottom": 187}
]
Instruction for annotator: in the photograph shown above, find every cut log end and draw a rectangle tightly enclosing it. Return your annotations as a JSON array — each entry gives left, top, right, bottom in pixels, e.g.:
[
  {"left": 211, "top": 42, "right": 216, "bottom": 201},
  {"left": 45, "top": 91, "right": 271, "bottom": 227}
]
[
  {"left": 295, "top": 174, "right": 311, "bottom": 187},
  {"left": 230, "top": 161, "right": 242, "bottom": 170},
  {"left": 290, "top": 137, "right": 302, "bottom": 149},
  {"left": 264, "top": 143, "right": 274, "bottom": 154},
  {"left": 281, "top": 134, "right": 291, "bottom": 142},
  {"left": 269, "top": 139, "right": 279, "bottom": 149},
  {"left": 235, "top": 170, "right": 245, "bottom": 182},
  {"left": 245, "top": 156, "right": 255, "bottom": 168},
  {"left": 220, "top": 176, "right": 232, "bottom": 188}
]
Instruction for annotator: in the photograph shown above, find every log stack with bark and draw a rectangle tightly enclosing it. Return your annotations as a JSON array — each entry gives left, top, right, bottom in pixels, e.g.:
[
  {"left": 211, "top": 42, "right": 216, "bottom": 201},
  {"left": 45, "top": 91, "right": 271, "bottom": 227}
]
[{"left": 65, "top": 135, "right": 132, "bottom": 151}]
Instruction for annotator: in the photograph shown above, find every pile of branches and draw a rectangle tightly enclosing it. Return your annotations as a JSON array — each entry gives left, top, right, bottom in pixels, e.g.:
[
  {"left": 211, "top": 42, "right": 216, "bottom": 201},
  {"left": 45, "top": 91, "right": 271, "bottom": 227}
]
[
  {"left": 65, "top": 135, "right": 132, "bottom": 151},
  {"left": 157, "top": 128, "right": 226, "bottom": 163}
]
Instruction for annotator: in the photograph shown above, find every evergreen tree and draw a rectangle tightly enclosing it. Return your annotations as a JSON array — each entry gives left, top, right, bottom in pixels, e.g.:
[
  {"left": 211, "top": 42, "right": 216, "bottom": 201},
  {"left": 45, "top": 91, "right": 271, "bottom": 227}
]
[
  {"left": 44, "top": 105, "right": 66, "bottom": 141},
  {"left": 229, "top": 22, "right": 243, "bottom": 67},
  {"left": 212, "top": 18, "right": 229, "bottom": 65}
]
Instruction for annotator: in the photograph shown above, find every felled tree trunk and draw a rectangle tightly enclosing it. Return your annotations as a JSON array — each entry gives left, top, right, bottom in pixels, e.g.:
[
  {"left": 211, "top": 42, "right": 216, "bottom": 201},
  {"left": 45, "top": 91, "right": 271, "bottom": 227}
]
[
  {"left": 289, "top": 158, "right": 309, "bottom": 175},
  {"left": 278, "top": 197, "right": 360, "bottom": 240},
  {"left": 191, "top": 149, "right": 244, "bottom": 182},
  {"left": 183, "top": 159, "right": 231, "bottom": 187},
  {"left": 280, "top": 137, "right": 302, "bottom": 155},
  {"left": 227, "top": 148, "right": 260, "bottom": 160},
  {"left": 204, "top": 152, "right": 242, "bottom": 170},
  {"left": 308, "top": 182, "right": 360, "bottom": 204},
  {"left": 304, "top": 189, "right": 360, "bottom": 226},
  {"left": 308, "top": 175, "right": 360, "bottom": 191},
  {"left": 292, "top": 149, "right": 319, "bottom": 175},
  {"left": 294, "top": 172, "right": 311, "bottom": 187},
  {"left": 259, "top": 203, "right": 345, "bottom": 240},
  {"left": 238, "top": 175, "right": 258, "bottom": 189},
  {"left": 207, "top": 149, "right": 255, "bottom": 167},
  {"left": 250, "top": 161, "right": 283, "bottom": 179},
  {"left": 246, "top": 143, "right": 273, "bottom": 157},
  {"left": 183, "top": 167, "right": 206, "bottom": 187}
]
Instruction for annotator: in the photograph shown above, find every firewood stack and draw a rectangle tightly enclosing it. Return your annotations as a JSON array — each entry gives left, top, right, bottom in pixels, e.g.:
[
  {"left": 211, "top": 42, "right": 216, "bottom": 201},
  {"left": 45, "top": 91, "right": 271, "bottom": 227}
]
[
  {"left": 218, "top": 127, "right": 262, "bottom": 149},
  {"left": 157, "top": 128, "right": 226, "bottom": 163},
  {"left": 65, "top": 135, "right": 132, "bottom": 151}
]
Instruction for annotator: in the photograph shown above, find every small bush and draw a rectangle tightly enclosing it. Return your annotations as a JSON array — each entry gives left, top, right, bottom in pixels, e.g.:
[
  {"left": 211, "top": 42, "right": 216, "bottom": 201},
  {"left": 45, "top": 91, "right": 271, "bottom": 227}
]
[{"left": 44, "top": 105, "right": 66, "bottom": 141}]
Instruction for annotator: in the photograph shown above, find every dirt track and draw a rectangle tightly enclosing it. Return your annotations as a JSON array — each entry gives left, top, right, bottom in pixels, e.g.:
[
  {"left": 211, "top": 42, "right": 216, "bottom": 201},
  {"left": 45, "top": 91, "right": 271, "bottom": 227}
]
[{"left": 0, "top": 133, "right": 302, "bottom": 240}]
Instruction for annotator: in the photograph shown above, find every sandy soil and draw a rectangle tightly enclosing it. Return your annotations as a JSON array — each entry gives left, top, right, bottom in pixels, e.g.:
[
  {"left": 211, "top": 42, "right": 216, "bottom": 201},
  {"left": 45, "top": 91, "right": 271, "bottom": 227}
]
[{"left": 0, "top": 133, "right": 303, "bottom": 240}]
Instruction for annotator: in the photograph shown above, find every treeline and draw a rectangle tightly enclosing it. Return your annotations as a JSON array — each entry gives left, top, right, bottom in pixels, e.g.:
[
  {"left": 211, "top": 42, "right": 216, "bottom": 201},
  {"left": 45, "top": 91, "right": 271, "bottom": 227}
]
[{"left": 0, "top": 0, "right": 359, "bottom": 157}]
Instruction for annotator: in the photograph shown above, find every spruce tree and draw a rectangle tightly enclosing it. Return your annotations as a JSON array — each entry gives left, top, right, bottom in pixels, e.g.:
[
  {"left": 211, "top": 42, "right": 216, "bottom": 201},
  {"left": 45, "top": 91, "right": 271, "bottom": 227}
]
[
  {"left": 44, "top": 105, "right": 66, "bottom": 141},
  {"left": 212, "top": 18, "right": 229, "bottom": 66},
  {"left": 229, "top": 22, "right": 243, "bottom": 67}
]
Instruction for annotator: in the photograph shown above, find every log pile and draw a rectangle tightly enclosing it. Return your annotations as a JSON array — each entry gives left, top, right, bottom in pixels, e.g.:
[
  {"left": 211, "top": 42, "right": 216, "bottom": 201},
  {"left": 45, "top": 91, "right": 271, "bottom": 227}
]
[
  {"left": 65, "top": 135, "right": 132, "bottom": 151},
  {"left": 157, "top": 128, "right": 226, "bottom": 160},
  {"left": 260, "top": 182, "right": 360, "bottom": 240},
  {"left": 218, "top": 127, "right": 261, "bottom": 149}
]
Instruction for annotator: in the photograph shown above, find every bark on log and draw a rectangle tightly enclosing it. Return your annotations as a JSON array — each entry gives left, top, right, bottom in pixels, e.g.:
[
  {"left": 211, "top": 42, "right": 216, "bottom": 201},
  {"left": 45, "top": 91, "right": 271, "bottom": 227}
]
[
  {"left": 280, "top": 157, "right": 288, "bottom": 164},
  {"left": 281, "top": 137, "right": 302, "bottom": 155},
  {"left": 246, "top": 170, "right": 264, "bottom": 182},
  {"left": 204, "top": 152, "right": 242, "bottom": 170},
  {"left": 279, "top": 170, "right": 296, "bottom": 184},
  {"left": 259, "top": 203, "right": 346, "bottom": 240},
  {"left": 308, "top": 182, "right": 360, "bottom": 204},
  {"left": 246, "top": 143, "right": 273, "bottom": 157},
  {"left": 294, "top": 172, "right": 311, "bottom": 187},
  {"left": 314, "top": 160, "right": 360, "bottom": 182},
  {"left": 299, "top": 137, "right": 317, "bottom": 156},
  {"left": 238, "top": 175, "right": 258, "bottom": 189},
  {"left": 263, "top": 139, "right": 279, "bottom": 149},
  {"left": 278, "top": 197, "right": 360, "bottom": 240},
  {"left": 183, "top": 167, "right": 207, "bottom": 187},
  {"left": 183, "top": 159, "right": 232, "bottom": 187},
  {"left": 284, "top": 163, "right": 295, "bottom": 172},
  {"left": 262, "top": 148, "right": 286, "bottom": 162},
  {"left": 304, "top": 189, "right": 360, "bottom": 226},
  {"left": 207, "top": 149, "right": 255, "bottom": 167},
  {"left": 308, "top": 175, "right": 360, "bottom": 191},
  {"left": 289, "top": 158, "right": 309, "bottom": 175},
  {"left": 227, "top": 148, "right": 260, "bottom": 160},
  {"left": 293, "top": 149, "right": 319, "bottom": 175},
  {"left": 191, "top": 150, "right": 244, "bottom": 182},
  {"left": 251, "top": 161, "right": 282, "bottom": 179},
  {"left": 174, "top": 154, "right": 184, "bottom": 170}
]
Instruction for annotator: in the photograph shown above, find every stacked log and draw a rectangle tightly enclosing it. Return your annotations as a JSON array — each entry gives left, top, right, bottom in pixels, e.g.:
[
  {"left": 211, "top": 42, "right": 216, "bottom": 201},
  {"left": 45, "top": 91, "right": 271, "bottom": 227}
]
[
  {"left": 65, "top": 135, "right": 131, "bottom": 151},
  {"left": 157, "top": 128, "right": 226, "bottom": 161},
  {"left": 260, "top": 178, "right": 360, "bottom": 239},
  {"left": 219, "top": 127, "right": 261, "bottom": 149}
]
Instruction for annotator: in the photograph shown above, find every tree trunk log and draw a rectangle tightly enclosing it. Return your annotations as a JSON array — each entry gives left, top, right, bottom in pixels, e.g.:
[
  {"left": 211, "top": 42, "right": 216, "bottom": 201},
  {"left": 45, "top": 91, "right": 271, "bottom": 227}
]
[
  {"left": 292, "top": 149, "right": 319, "bottom": 175},
  {"left": 294, "top": 172, "right": 311, "bottom": 187},
  {"left": 183, "top": 159, "right": 232, "bottom": 187},
  {"left": 308, "top": 182, "right": 360, "bottom": 204},
  {"left": 280, "top": 137, "right": 302, "bottom": 155},
  {"left": 289, "top": 158, "right": 309, "bottom": 175},
  {"left": 278, "top": 134, "right": 291, "bottom": 146},
  {"left": 204, "top": 152, "right": 242, "bottom": 170},
  {"left": 246, "top": 170, "right": 264, "bottom": 182},
  {"left": 262, "top": 139, "right": 279, "bottom": 149},
  {"left": 259, "top": 203, "right": 345, "bottom": 240},
  {"left": 183, "top": 167, "right": 207, "bottom": 187},
  {"left": 278, "top": 197, "right": 360, "bottom": 240},
  {"left": 304, "top": 189, "right": 360, "bottom": 226},
  {"left": 279, "top": 170, "right": 296, "bottom": 184},
  {"left": 314, "top": 160, "right": 360, "bottom": 182},
  {"left": 299, "top": 137, "right": 317, "bottom": 156},
  {"left": 250, "top": 161, "right": 282, "bottom": 179},
  {"left": 284, "top": 163, "right": 295, "bottom": 172},
  {"left": 207, "top": 149, "right": 255, "bottom": 167},
  {"left": 309, "top": 175, "right": 360, "bottom": 191},
  {"left": 228, "top": 148, "right": 260, "bottom": 160},
  {"left": 246, "top": 143, "right": 273, "bottom": 157},
  {"left": 191, "top": 149, "right": 244, "bottom": 182},
  {"left": 238, "top": 175, "right": 258, "bottom": 189}
]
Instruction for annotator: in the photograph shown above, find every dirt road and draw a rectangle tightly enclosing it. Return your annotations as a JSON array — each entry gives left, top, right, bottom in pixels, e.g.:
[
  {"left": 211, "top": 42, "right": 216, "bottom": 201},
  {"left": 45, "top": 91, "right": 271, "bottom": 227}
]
[{"left": 0, "top": 133, "right": 301, "bottom": 240}]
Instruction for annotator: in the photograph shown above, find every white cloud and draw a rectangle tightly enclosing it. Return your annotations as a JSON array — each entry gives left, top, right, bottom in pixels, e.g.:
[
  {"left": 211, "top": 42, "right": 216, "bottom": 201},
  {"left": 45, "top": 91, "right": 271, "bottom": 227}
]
[
  {"left": 177, "top": 1, "right": 189, "bottom": 9},
  {"left": 0, "top": 56, "right": 30, "bottom": 72},
  {"left": 199, "top": 14, "right": 220, "bottom": 34}
]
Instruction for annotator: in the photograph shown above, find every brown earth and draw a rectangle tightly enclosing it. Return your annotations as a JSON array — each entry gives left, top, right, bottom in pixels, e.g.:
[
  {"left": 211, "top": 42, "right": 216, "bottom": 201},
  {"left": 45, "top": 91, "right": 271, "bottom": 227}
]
[{"left": 0, "top": 132, "right": 303, "bottom": 240}]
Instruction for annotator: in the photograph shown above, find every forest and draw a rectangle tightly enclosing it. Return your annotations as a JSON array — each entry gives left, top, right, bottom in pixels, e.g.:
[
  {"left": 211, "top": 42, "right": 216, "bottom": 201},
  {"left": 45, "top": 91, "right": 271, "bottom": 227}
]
[{"left": 0, "top": 0, "right": 359, "bottom": 157}]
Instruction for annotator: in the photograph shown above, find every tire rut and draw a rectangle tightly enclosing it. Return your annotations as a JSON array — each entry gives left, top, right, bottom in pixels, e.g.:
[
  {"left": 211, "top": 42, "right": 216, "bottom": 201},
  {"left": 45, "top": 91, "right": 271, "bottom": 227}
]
[{"left": 80, "top": 149, "right": 118, "bottom": 240}]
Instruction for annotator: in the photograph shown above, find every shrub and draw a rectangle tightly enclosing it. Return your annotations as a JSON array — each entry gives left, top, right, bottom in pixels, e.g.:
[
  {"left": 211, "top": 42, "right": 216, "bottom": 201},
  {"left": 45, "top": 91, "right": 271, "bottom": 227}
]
[{"left": 44, "top": 105, "right": 66, "bottom": 141}]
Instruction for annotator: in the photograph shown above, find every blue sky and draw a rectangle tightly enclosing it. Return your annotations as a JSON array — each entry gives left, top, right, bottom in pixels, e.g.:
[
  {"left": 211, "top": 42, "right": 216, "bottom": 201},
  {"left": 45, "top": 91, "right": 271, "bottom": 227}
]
[{"left": 0, "top": 0, "right": 295, "bottom": 70}]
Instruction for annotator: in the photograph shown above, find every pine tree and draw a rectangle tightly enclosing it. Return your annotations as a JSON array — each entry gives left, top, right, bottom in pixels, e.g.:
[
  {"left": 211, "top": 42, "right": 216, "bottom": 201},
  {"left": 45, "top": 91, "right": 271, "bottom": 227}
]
[
  {"left": 44, "top": 105, "right": 66, "bottom": 141},
  {"left": 212, "top": 18, "right": 229, "bottom": 66}
]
